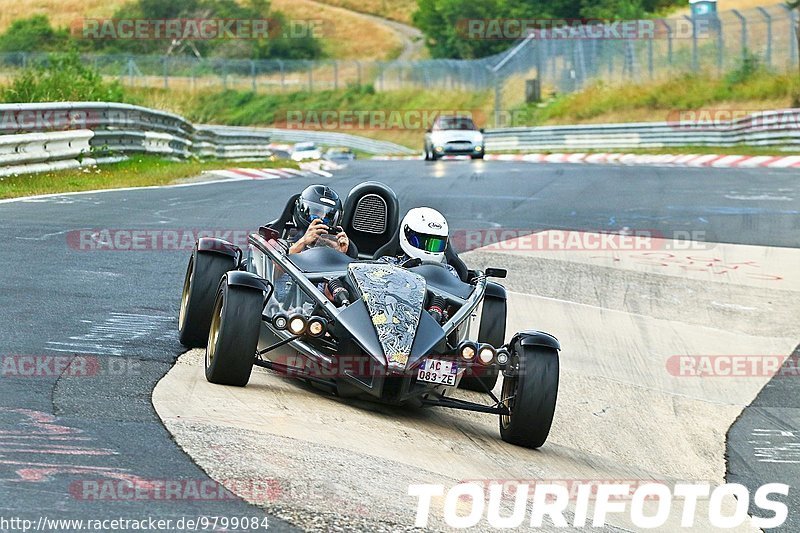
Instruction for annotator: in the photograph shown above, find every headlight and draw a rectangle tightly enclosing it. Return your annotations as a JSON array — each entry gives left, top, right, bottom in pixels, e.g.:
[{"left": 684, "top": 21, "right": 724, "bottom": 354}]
[
  {"left": 457, "top": 341, "right": 478, "bottom": 361},
  {"left": 478, "top": 344, "right": 496, "bottom": 366},
  {"left": 496, "top": 349, "right": 510, "bottom": 366},
  {"left": 307, "top": 317, "right": 327, "bottom": 337},
  {"left": 287, "top": 314, "right": 307, "bottom": 335},
  {"left": 272, "top": 313, "right": 289, "bottom": 330},
  {"left": 475, "top": 145, "right": 483, "bottom": 152},
  {"left": 435, "top": 146, "right": 444, "bottom": 152}
]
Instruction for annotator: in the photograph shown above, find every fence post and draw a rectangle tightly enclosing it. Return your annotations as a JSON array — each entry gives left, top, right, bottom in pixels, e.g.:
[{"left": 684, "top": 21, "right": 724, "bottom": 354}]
[
  {"left": 493, "top": 70, "right": 502, "bottom": 127},
  {"left": 732, "top": 10, "right": 747, "bottom": 60},
  {"left": 756, "top": 7, "right": 772, "bottom": 67},
  {"left": 251, "top": 60, "right": 257, "bottom": 92},
  {"left": 662, "top": 21, "right": 673, "bottom": 65},
  {"left": 333, "top": 61, "right": 339, "bottom": 90},
  {"left": 308, "top": 61, "right": 313, "bottom": 91},
  {"left": 783, "top": 5, "right": 798, "bottom": 69},
  {"left": 684, "top": 16, "right": 698, "bottom": 71},
  {"left": 715, "top": 16, "right": 724, "bottom": 74},
  {"left": 647, "top": 37, "right": 654, "bottom": 79},
  {"left": 163, "top": 56, "right": 169, "bottom": 89},
  {"left": 278, "top": 60, "right": 285, "bottom": 90},
  {"left": 356, "top": 61, "right": 362, "bottom": 86}
]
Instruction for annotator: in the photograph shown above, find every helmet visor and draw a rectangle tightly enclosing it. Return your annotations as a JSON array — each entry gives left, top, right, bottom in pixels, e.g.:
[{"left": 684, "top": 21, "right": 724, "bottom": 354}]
[
  {"left": 299, "top": 200, "right": 341, "bottom": 228},
  {"left": 404, "top": 225, "right": 447, "bottom": 253}
]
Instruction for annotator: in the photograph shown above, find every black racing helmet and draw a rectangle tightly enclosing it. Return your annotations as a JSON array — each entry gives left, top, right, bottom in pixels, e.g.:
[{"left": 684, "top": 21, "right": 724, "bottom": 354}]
[{"left": 293, "top": 185, "right": 343, "bottom": 231}]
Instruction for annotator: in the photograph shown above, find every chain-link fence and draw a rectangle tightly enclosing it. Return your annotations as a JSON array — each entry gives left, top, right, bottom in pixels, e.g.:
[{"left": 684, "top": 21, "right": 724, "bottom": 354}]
[
  {"left": 488, "top": 4, "right": 798, "bottom": 122},
  {"left": 0, "top": 5, "right": 796, "bottom": 126}
]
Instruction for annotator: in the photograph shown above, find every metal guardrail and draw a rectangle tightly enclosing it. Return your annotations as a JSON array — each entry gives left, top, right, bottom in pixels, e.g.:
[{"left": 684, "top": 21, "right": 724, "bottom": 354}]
[
  {"left": 0, "top": 102, "right": 411, "bottom": 176},
  {"left": 484, "top": 109, "right": 800, "bottom": 152},
  {"left": 203, "top": 125, "right": 416, "bottom": 155}
]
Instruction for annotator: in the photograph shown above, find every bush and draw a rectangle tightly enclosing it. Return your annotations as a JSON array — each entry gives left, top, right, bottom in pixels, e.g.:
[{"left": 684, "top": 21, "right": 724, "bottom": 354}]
[
  {"left": 724, "top": 52, "right": 764, "bottom": 86},
  {"left": 0, "top": 15, "right": 68, "bottom": 53},
  {"left": 1, "top": 50, "right": 129, "bottom": 103}
]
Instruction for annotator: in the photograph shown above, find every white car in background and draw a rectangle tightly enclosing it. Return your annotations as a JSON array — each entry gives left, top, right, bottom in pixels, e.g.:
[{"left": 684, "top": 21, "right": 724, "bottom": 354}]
[
  {"left": 424, "top": 115, "right": 485, "bottom": 160},
  {"left": 291, "top": 142, "right": 323, "bottom": 162}
]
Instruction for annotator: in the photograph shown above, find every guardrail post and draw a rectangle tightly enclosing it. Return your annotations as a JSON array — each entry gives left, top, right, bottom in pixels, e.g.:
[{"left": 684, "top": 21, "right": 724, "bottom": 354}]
[
  {"left": 684, "top": 16, "right": 698, "bottom": 71},
  {"left": 756, "top": 7, "right": 772, "bottom": 67},
  {"left": 732, "top": 10, "right": 747, "bottom": 61}
]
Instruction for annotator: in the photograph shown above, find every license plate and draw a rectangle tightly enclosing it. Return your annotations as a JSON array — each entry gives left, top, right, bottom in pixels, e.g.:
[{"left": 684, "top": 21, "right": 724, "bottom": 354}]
[{"left": 417, "top": 359, "right": 458, "bottom": 386}]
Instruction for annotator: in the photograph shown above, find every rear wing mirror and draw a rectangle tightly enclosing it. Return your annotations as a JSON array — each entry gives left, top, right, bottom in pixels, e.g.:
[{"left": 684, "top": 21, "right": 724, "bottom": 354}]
[
  {"left": 485, "top": 267, "right": 507, "bottom": 278},
  {"left": 259, "top": 225, "right": 280, "bottom": 242}
]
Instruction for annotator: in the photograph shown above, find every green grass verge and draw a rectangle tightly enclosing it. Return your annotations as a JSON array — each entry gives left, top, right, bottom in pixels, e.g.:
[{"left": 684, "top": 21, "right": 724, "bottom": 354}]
[
  {"left": 514, "top": 65, "right": 800, "bottom": 126},
  {"left": 138, "top": 85, "right": 493, "bottom": 150},
  {"left": 0, "top": 155, "right": 292, "bottom": 200}
]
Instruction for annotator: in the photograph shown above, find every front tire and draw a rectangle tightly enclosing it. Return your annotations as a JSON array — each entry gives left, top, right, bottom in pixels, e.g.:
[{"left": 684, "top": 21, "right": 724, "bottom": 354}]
[
  {"left": 499, "top": 345, "right": 559, "bottom": 449},
  {"left": 204, "top": 281, "right": 263, "bottom": 387},
  {"left": 178, "top": 248, "right": 237, "bottom": 347}
]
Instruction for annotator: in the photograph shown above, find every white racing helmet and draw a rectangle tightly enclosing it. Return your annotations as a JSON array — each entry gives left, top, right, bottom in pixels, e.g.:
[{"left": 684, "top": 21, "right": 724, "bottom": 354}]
[{"left": 399, "top": 207, "right": 449, "bottom": 262}]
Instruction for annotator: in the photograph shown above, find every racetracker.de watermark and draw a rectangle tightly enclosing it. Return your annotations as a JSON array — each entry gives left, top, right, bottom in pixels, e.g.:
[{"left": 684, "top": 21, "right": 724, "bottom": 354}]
[
  {"left": 73, "top": 18, "right": 329, "bottom": 40},
  {"left": 70, "top": 478, "right": 276, "bottom": 501},
  {"left": 449, "top": 229, "right": 714, "bottom": 252},
  {"left": 274, "top": 109, "right": 486, "bottom": 130},
  {"left": 0, "top": 108, "right": 141, "bottom": 134},
  {"left": 667, "top": 109, "right": 800, "bottom": 132},
  {"left": 666, "top": 355, "right": 800, "bottom": 378},
  {"left": 0, "top": 355, "right": 139, "bottom": 378},
  {"left": 456, "top": 18, "right": 712, "bottom": 40},
  {"left": 67, "top": 229, "right": 253, "bottom": 251}
]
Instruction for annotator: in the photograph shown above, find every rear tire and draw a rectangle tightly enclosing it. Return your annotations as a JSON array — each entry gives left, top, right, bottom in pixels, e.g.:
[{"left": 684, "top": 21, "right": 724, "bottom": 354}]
[
  {"left": 471, "top": 154, "right": 484, "bottom": 160},
  {"left": 458, "top": 296, "right": 506, "bottom": 392},
  {"left": 205, "top": 282, "right": 262, "bottom": 387},
  {"left": 178, "top": 248, "right": 237, "bottom": 347},
  {"left": 499, "top": 345, "right": 559, "bottom": 449}
]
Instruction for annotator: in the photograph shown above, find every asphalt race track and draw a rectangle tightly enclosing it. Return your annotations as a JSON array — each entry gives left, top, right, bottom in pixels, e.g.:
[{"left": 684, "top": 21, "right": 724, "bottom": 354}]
[{"left": 0, "top": 159, "right": 798, "bottom": 530}]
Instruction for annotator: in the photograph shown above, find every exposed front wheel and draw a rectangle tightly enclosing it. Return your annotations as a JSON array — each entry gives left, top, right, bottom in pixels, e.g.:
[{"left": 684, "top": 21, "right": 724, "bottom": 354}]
[
  {"left": 204, "top": 281, "right": 263, "bottom": 387},
  {"left": 178, "top": 247, "right": 237, "bottom": 347},
  {"left": 499, "top": 345, "right": 559, "bottom": 449},
  {"left": 458, "top": 295, "right": 506, "bottom": 392}
]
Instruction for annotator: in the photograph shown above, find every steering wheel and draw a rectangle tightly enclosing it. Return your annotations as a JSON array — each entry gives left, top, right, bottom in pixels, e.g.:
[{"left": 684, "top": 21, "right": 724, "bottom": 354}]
[{"left": 401, "top": 258, "right": 451, "bottom": 270}]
